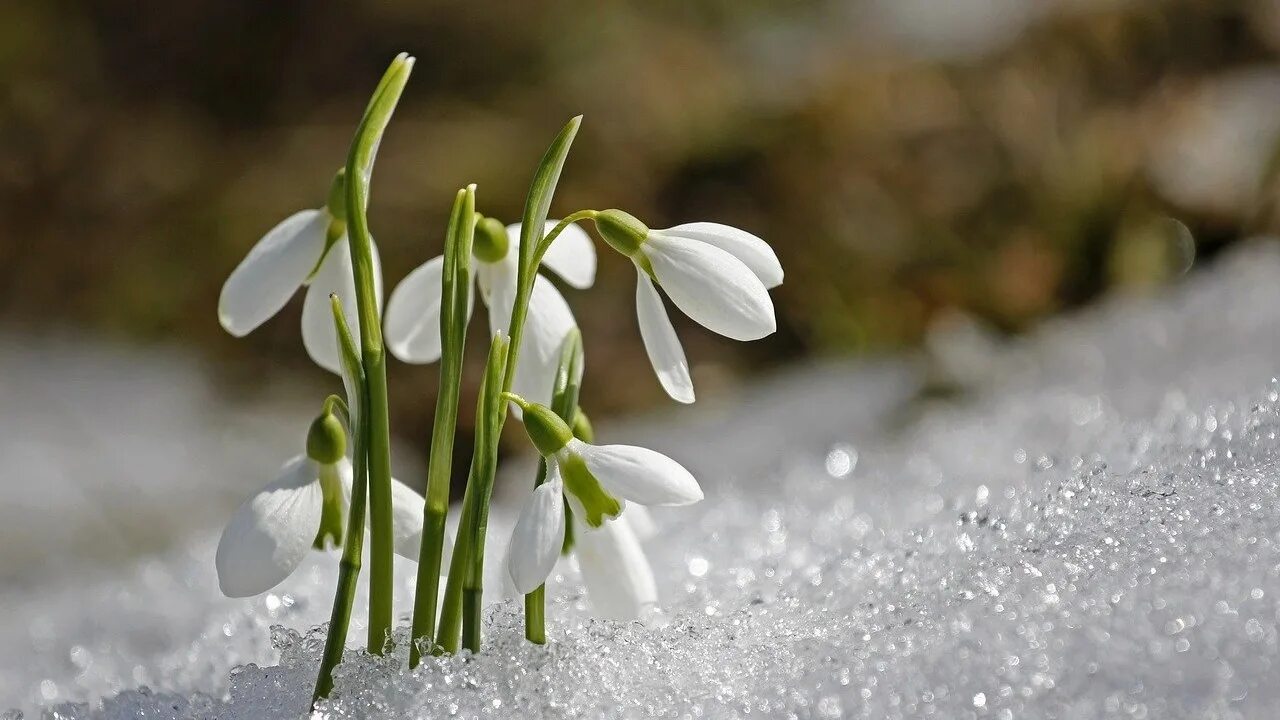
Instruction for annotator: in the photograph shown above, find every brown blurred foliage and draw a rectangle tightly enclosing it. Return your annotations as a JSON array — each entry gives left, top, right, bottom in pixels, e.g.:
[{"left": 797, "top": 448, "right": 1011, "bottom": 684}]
[{"left": 4, "top": 0, "right": 1280, "bottom": 462}]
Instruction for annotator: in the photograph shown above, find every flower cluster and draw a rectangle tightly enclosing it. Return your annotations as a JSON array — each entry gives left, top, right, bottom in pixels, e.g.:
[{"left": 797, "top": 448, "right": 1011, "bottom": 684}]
[
  {"left": 212, "top": 52, "right": 782, "bottom": 704},
  {"left": 502, "top": 394, "right": 702, "bottom": 618}
]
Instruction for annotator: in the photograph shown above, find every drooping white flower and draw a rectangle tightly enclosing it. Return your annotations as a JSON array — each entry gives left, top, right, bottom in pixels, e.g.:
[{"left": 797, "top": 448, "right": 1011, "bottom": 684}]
[
  {"left": 594, "top": 211, "right": 782, "bottom": 404},
  {"left": 384, "top": 219, "right": 594, "bottom": 409},
  {"left": 217, "top": 174, "right": 383, "bottom": 375},
  {"left": 504, "top": 395, "right": 701, "bottom": 607},
  {"left": 574, "top": 510, "right": 658, "bottom": 620},
  {"left": 215, "top": 453, "right": 433, "bottom": 599},
  {"left": 506, "top": 463, "right": 568, "bottom": 593}
]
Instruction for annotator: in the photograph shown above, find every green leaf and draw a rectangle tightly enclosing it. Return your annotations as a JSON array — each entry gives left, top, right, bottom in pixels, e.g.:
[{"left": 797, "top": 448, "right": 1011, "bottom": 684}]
[
  {"left": 518, "top": 116, "right": 582, "bottom": 271},
  {"left": 550, "top": 328, "right": 584, "bottom": 420},
  {"left": 349, "top": 53, "right": 415, "bottom": 201},
  {"left": 330, "top": 294, "right": 366, "bottom": 431}
]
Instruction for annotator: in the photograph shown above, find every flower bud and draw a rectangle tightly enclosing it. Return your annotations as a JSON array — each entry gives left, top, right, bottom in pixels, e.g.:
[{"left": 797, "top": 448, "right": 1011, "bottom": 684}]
[
  {"left": 473, "top": 215, "right": 510, "bottom": 263},
  {"left": 506, "top": 393, "right": 573, "bottom": 456},
  {"left": 326, "top": 168, "right": 348, "bottom": 222},
  {"left": 306, "top": 411, "right": 347, "bottom": 465},
  {"left": 594, "top": 209, "right": 648, "bottom": 257}
]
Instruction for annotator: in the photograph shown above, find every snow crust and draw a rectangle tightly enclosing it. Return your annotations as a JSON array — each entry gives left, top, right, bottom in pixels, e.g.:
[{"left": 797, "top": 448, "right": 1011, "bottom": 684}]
[{"left": 9, "top": 242, "right": 1280, "bottom": 718}]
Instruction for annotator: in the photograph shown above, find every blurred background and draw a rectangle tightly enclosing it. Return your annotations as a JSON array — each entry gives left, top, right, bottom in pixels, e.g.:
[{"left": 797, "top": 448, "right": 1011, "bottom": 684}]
[{"left": 5, "top": 0, "right": 1280, "bottom": 574}]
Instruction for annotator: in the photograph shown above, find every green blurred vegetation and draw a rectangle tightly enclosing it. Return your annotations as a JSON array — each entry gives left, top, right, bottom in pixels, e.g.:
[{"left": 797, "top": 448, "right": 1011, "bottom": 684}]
[{"left": 4, "top": 0, "right": 1280, "bottom": 450}]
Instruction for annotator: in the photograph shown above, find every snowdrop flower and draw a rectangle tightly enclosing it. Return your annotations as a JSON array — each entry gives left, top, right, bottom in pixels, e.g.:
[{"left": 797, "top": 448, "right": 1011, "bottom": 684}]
[
  {"left": 218, "top": 170, "right": 383, "bottom": 374},
  {"left": 215, "top": 410, "right": 430, "bottom": 598},
  {"left": 593, "top": 210, "right": 783, "bottom": 404},
  {"left": 573, "top": 509, "right": 658, "bottom": 620},
  {"left": 503, "top": 394, "right": 701, "bottom": 604},
  {"left": 383, "top": 218, "right": 595, "bottom": 408}
]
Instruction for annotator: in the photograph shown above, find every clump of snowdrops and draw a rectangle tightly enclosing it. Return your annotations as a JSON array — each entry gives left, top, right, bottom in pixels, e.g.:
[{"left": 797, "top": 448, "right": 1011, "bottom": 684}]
[{"left": 214, "top": 53, "right": 782, "bottom": 704}]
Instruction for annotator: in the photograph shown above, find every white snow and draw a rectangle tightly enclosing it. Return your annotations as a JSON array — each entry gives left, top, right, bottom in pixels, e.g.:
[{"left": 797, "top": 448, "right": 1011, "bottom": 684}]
[{"left": 9, "top": 241, "right": 1280, "bottom": 718}]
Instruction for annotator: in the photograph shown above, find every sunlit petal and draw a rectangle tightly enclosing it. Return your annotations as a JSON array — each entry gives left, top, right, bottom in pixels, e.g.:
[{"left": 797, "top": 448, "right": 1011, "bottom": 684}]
[
  {"left": 215, "top": 455, "right": 323, "bottom": 598},
  {"left": 480, "top": 256, "right": 520, "bottom": 339},
  {"left": 302, "top": 239, "right": 384, "bottom": 374},
  {"left": 635, "top": 272, "right": 694, "bottom": 404},
  {"left": 660, "top": 223, "right": 783, "bottom": 288},
  {"left": 507, "top": 471, "right": 566, "bottom": 593},
  {"left": 391, "top": 476, "right": 439, "bottom": 561},
  {"left": 219, "top": 209, "right": 328, "bottom": 337},
  {"left": 570, "top": 439, "right": 703, "bottom": 506},
  {"left": 511, "top": 276, "right": 580, "bottom": 410},
  {"left": 335, "top": 461, "right": 444, "bottom": 565},
  {"left": 384, "top": 256, "right": 445, "bottom": 363},
  {"left": 509, "top": 221, "right": 597, "bottom": 289},
  {"left": 575, "top": 516, "right": 657, "bottom": 620},
  {"left": 643, "top": 236, "right": 775, "bottom": 341},
  {"left": 623, "top": 504, "right": 658, "bottom": 541}
]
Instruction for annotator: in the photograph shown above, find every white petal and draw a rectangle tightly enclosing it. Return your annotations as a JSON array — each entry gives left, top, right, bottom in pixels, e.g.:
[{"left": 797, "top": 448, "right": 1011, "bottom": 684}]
[
  {"left": 515, "top": 276, "right": 581, "bottom": 409},
  {"left": 301, "top": 239, "right": 385, "bottom": 374},
  {"left": 219, "top": 209, "right": 328, "bottom": 337},
  {"left": 643, "top": 236, "right": 776, "bottom": 341},
  {"left": 571, "top": 439, "right": 703, "bottom": 506},
  {"left": 485, "top": 267, "right": 578, "bottom": 412},
  {"left": 507, "top": 473, "right": 566, "bottom": 593},
  {"left": 335, "top": 456, "right": 355, "bottom": 509},
  {"left": 336, "top": 464, "right": 447, "bottom": 565},
  {"left": 481, "top": 258, "right": 578, "bottom": 413},
  {"left": 480, "top": 256, "right": 519, "bottom": 338},
  {"left": 509, "top": 221, "right": 597, "bottom": 289},
  {"left": 575, "top": 517, "right": 656, "bottom": 620},
  {"left": 494, "top": 546, "right": 521, "bottom": 600},
  {"left": 635, "top": 272, "right": 694, "bottom": 404},
  {"left": 384, "top": 256, "right": 445, "bottom": 363},
  {"left": 215, "top": 455, "right": 323, "bottom": 598},
  {"left": 623, "top": 504, "right": 658, "bottom": 541},
  {"left": 660, "top": 223, "right": 783, "bottom": 288},
  {"left": 391, "top": 476, "right": 439, "bottom": 561}
]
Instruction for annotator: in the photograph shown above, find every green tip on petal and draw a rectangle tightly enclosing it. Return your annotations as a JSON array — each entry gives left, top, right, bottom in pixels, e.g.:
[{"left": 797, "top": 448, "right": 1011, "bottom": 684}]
[
  {"left": 561, "top": 453, "right": 622, "bottom": 528},
  {"left": 594, "top": 209, "right": 648, "bottom": 258},
  {"left": 313, "top": 461, "right": 347, "bottom": 550},
  {"left": 306, "top": 411, "right": 347, "bottom": 465}
]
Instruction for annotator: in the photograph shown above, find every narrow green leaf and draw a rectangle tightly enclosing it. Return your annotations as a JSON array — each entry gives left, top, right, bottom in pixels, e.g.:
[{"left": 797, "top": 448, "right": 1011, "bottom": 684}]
[
  {"left": 518, "top": 116, "right": 582, "bottom": 272},
  {"left": 550, "top": 328, "right": 584, "bottom": 420},
  {"left": 340, "top": 53, "right": 413, "bottom": 654},
  {"left": 410, "top": 184, "right": 477, "bottom": 666},
  {"left": 314, "top": 295, "right": 370, "bottom": 703},
  {"left": 330, "top": 294, "right": 366, "bottom": 428}
]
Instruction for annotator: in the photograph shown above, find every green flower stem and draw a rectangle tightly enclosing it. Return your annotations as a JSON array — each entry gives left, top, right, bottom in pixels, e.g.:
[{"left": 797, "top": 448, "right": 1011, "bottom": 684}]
[
  {"left": 524, "top": 330, "right": 583, "bottom": 644},
  {"left": 532, "top": 210, "right": 599, "bottom": 268},
  {"left": 343, "top": 52, "right": 414, "bottom": 653},
  {"left": 320, "top": 394, "right": 351, "bottom": 426},
  {"left": 503, "top": 117, "right": 582, "bottom": 394},
  {"left": 314, "top": 299, "right": 370, "bottom": 705},
  {"left": 436, "top": 334, "right": 509, "bottom": 653},
  {"left": 523, "top": 459, "right": 550, "bottom": 644},
  {"left": 463, "top": 337, "right": 508, "bottom": 651},
  {"left": 409, "top": 185, "right": 476, "bottom": 667},
  {"left": 434, "top": 463, "right": 473, "bottom": 654},
  {"left": 437, "top": 116, "right": 582, "bottom": 654}
]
